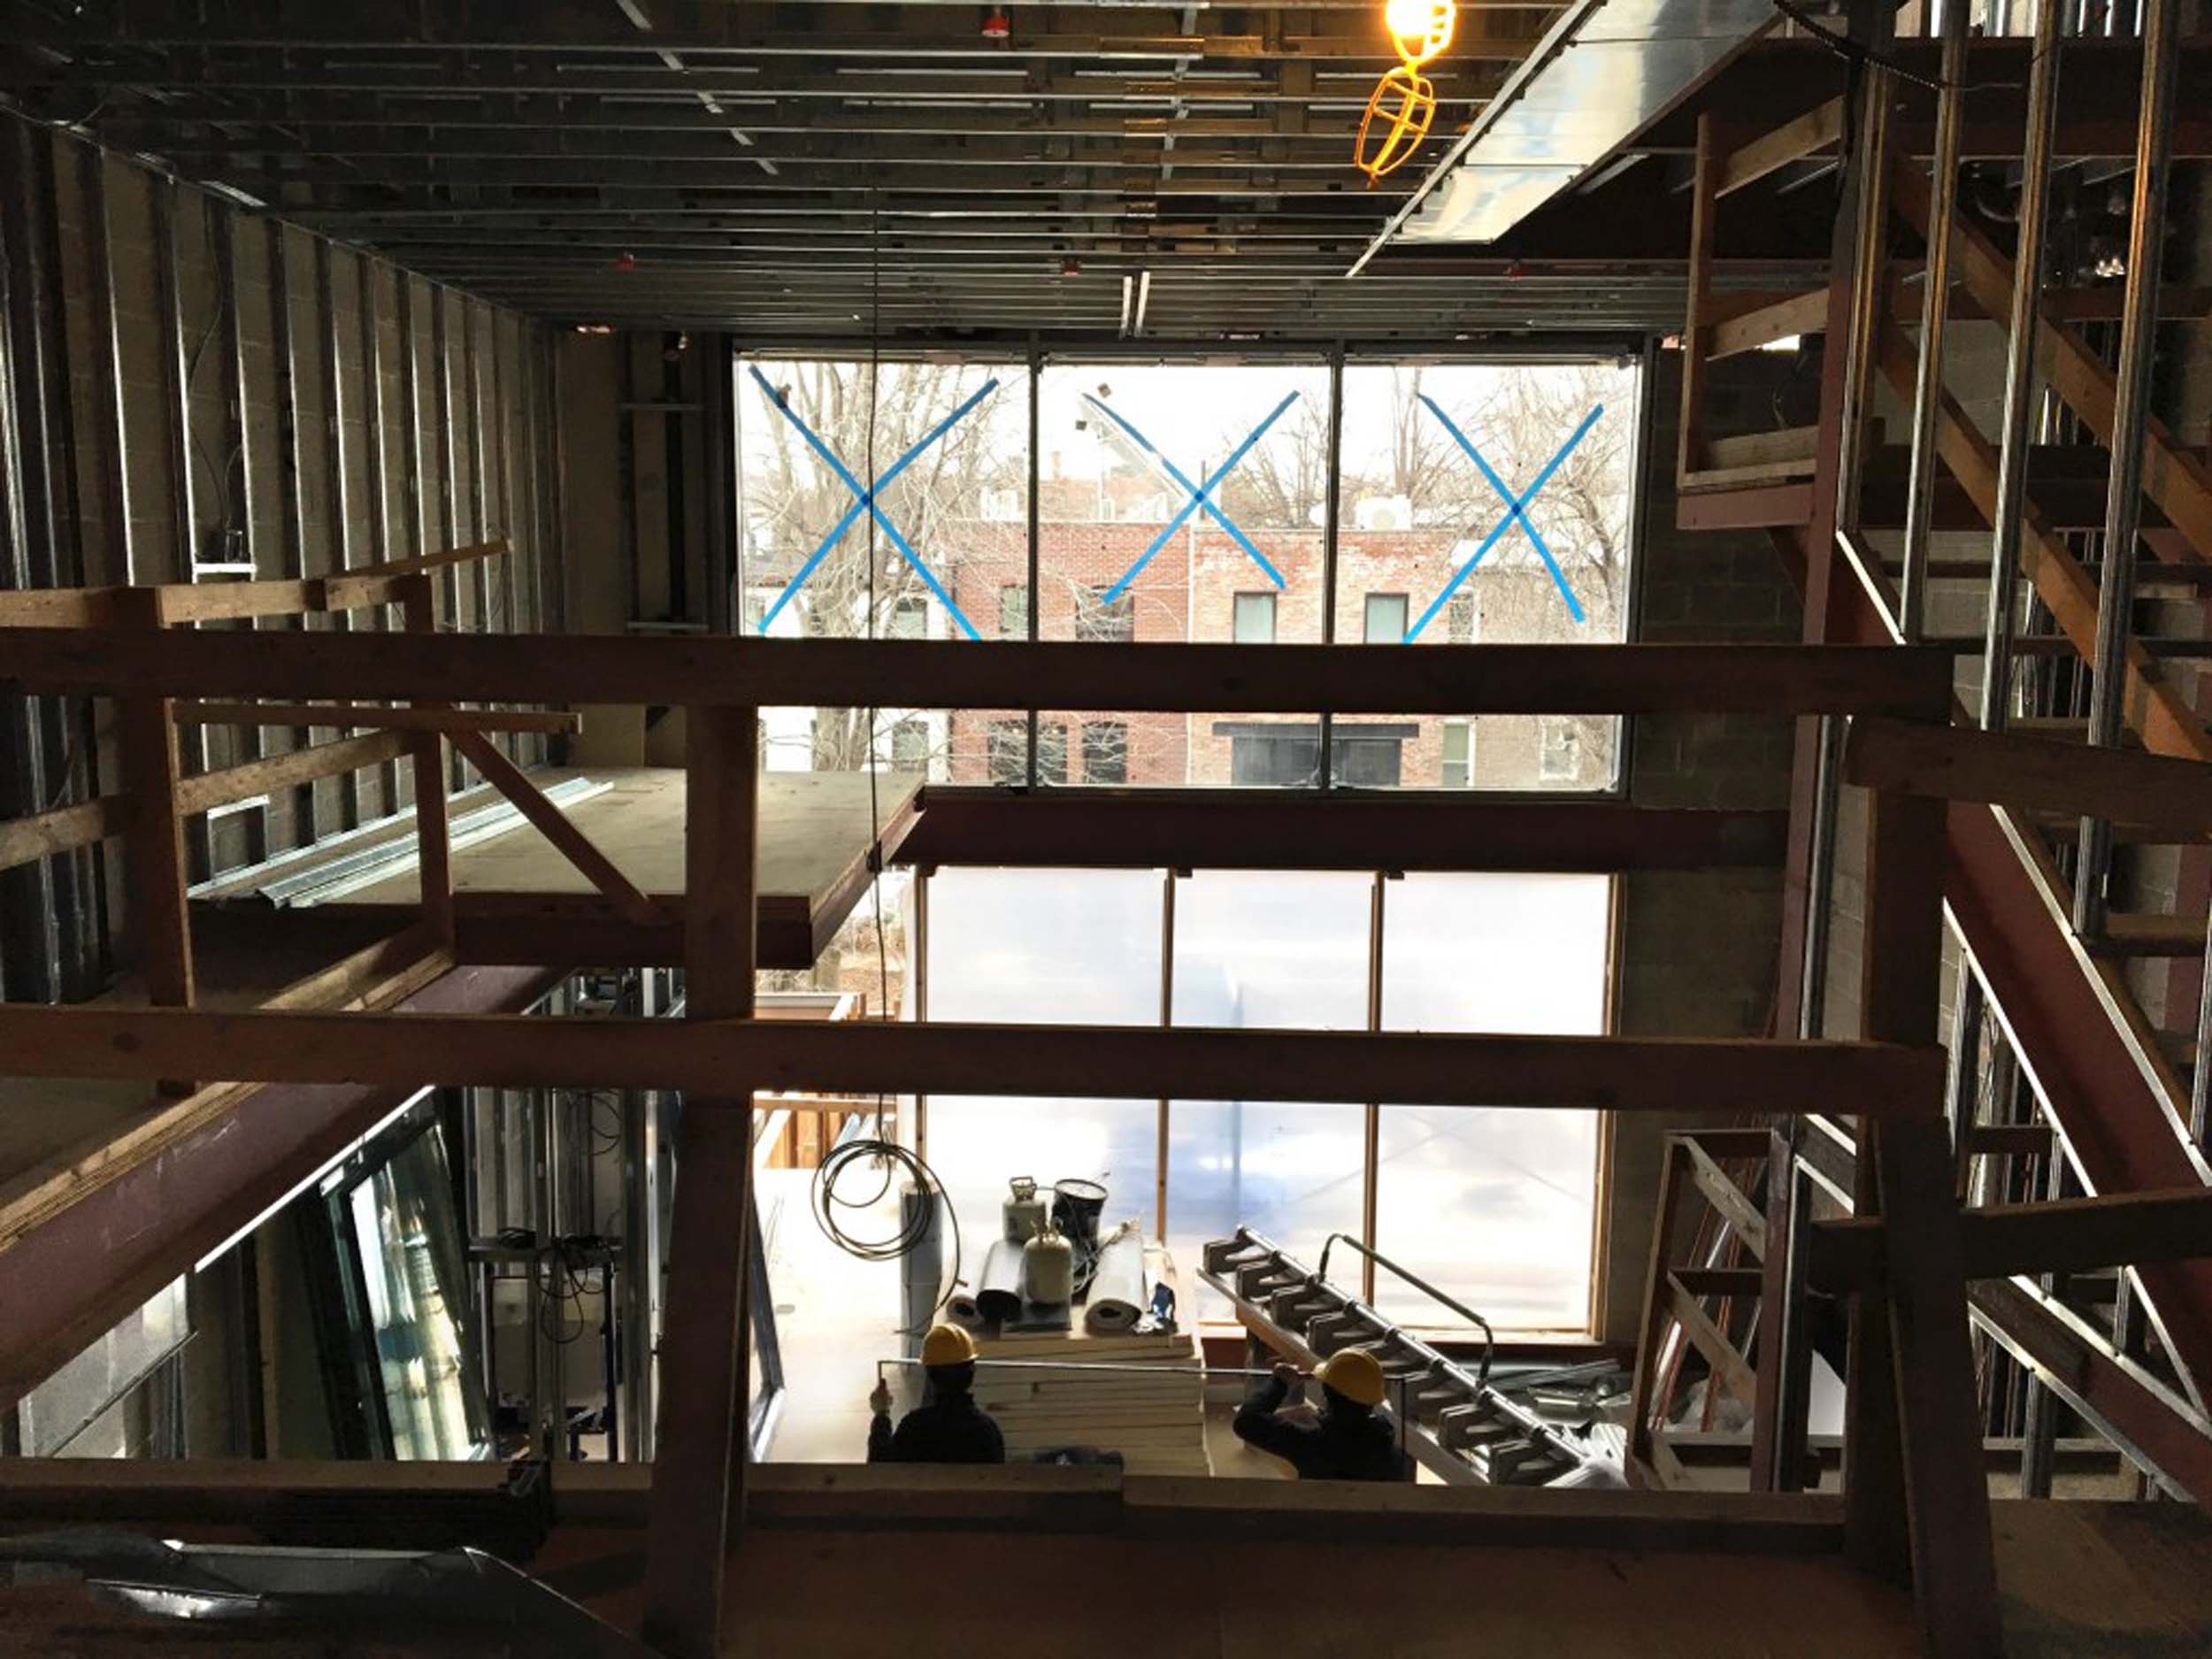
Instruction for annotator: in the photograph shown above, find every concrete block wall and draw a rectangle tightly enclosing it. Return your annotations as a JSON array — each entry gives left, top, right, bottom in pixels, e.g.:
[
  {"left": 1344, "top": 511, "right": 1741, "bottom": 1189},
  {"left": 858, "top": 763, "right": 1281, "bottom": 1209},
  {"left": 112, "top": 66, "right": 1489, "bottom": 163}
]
[
  {"left": 1599, "top": 347, "right": 1803, "bottom": 1347},
  {"left": 0, "top": 111, "right": 560, "bottom": 1003}
]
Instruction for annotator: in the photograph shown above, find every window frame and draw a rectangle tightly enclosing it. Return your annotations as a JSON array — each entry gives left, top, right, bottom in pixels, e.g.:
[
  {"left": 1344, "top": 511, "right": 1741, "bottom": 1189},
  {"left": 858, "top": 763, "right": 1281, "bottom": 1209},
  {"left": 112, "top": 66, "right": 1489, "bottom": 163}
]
[{"left": 1363, "top": 592, "right": 1410, "bottom": 645}]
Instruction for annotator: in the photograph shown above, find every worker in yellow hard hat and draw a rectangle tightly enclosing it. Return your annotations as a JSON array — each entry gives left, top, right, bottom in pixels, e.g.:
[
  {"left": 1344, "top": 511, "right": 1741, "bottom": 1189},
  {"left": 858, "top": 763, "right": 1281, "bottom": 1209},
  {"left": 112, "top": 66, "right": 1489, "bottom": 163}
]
[
  {"left": 1231, "top": 1348, "right": 1407, "bottom": 1481},
  {"left": 866, "top": 1323, "right": 1006, "bottom": 1464}
]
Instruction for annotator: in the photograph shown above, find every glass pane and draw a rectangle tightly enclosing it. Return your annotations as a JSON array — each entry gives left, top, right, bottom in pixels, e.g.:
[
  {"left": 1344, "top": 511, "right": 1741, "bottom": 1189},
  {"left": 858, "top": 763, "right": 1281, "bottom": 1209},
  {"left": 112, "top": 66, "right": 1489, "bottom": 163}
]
[
  {"left": 1035, "top": 358, "right": 1328, "bottom": 787},
  {"left": 17, "top": 1279, "right": 189, "bottom": 1457},
  {"left": 1376, "top": 873, "right": 1611, "bottom": 1333},
  {"left": 924, "top": 868, "right": 1165, "bottom": 1300},
  {"left": 1169, "top": 872, "right": 1370, "bottom": 1317},
  {"left": 1336, "top": 360, "right": 1640, "bottom": 790},
  {"left": 346, "top": 1126, "right": 491, "bottom": 1459},
  {"left": 741, "top": 356, "right": 1029, "bottom": 786}
]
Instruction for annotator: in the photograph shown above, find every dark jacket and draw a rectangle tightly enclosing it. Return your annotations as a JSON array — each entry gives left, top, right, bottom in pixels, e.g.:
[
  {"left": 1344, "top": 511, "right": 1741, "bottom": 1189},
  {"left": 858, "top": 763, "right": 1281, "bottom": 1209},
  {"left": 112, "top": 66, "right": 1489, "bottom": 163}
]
[
  {"left": 1232, "top": 1376, "right": 1407, "bottom": 1482},
  {"left": 867, "top": 1372, "right": 1006, "bottom": 1465}
]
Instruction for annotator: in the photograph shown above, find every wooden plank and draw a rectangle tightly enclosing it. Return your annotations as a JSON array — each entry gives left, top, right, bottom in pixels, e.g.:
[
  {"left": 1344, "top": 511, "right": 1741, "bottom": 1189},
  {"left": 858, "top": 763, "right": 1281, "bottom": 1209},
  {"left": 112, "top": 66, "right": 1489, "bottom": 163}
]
[
  {"left": 1874, "top": 326, "right": 2212, "bottom": 764},
  {"left": 0, "top": 1010, "right": 1950, "bottom": 1116},
  {"left": 1686, "top": 1126, "right": 1782, "bottom": 1158},
  {"left": 174, "top": 700, "right": 578, "bottom": 735},
  {"left": 0, "top": 630, "right": 1962, "bottom": 719},
  {"left": 1669, "top": 1272, "right": 1758, "bottom": 1409},
  {"left": 1675, "top": 481, "right": 1816, "bottom": 531},
  {"left": 1893, "top": 163, "right": 2212, "bottom": 564},
  {"left": 1682, "top": 1134, "right": 1769, "bottom": 1259},
  {"left": 314, "top": 537, "right": 509, "bottom": 611},
  {"left": 173, "top": 731, "right": 411, "bottom": 817},
  {"left": 2096, "top": 912, "right": 2210, "bottom": 956},
  {"left": 1705, "top": 426, "right": 1820, "bottom": 472},
  {"left": 1678, "top": 111, "right": 1719, "bottom": 481},
  {"left": 401, "top": 576, "right": 455, "bottom": 949},
  {"left": 1675, "top": 1265, "right": 1766, "bottom": 1296},
  {"left": 257, "top": 925, "right": 453, "bottom": 1014},
  {"left": 153, "top": 577, "right": 388, "bottom": 624},
  {"left": 0, "top": 795, "right": 127, "bottom": 873},
  {"left": 900, "top": 791, "right": 1792, "bottom": 874},
  {"left": 1966, "top": 1122, "right": 2055, "bottom": 1159},
  {"left": 1812, "top": 1189, "right": 2212, "bottom": 1291},
  {"left": 644, "top": 703, "right": 759, "bottom": 1659},
  {"left": 1710, "top": 289, "right": 1832, "bottom": 359},
  {"left": 1846, "top": 715, "right": 2212, "bottom": 839},
  {"left": 1717, "top": 97, "right": 1843, "bottom": 196},
  {"left": 449, "top": 731, "right": 661, "bottom": 927},
  {"left": 0, "top": 588, "right": 134, "bottom": 627}
]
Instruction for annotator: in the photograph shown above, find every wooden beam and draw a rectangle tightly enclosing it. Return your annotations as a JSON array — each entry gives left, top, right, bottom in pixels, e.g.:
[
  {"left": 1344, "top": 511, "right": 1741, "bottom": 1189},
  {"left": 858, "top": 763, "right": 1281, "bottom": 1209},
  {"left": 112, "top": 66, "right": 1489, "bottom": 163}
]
[
  {"left": 174, "top": 700, "right": 578, "bottom": 735},
  {"left": 644, "top": 703, "right": 760, "bottom": 1659},
  {"left": 0, "top": 1009, "right": 1948, "bottom": 1116},
  {"left": 0, "top": 631, "right": 1962, "bottom": 719},
  {"left": 0, "top": 545, "right": 508, "bottom": 630},
  {"left": 1847, "top": 714, "right": 2212, "bottom": 840},
  {"left": 173, "top": 731, "right": 412, "bottom": 817},
  {"left": 1812, "top": 1189, "right": 2212, "bottom": 1292},
  {"left": 152, "top": 576, "right": 402, "bottom": 623},
  {"left": 1857, "top": 782, "right": 2004, "bottom": 1654},
  {"left": 0, "top": 588, "right": 135, "bottom": 627},
  {"left": 0, "top": 795, "right": 127, "bottom": 873},
  {"left": 1717, "top": 98, "right": 1844, "bottom": 197},
  {"left": 449, "top": 730, "right": 661, "bottom": 927},
  {"left": 899, "top": 791, "right": 1792, "bottom": 873}
]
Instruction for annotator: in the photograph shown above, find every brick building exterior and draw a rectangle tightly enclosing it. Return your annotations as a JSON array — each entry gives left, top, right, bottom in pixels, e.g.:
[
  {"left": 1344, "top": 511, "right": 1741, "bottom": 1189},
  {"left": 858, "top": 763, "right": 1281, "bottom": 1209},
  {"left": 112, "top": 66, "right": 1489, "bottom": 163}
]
[{"left": 749, "top": 460, "right": 1626, "bottom": 792}]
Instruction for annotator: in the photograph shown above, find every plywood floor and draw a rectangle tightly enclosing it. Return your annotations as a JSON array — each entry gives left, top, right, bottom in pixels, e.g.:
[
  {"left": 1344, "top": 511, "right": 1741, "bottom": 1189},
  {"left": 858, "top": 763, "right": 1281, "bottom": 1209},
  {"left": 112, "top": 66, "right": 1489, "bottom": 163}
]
[{"left": 334, "top": 766, "right": 922, "bottom": 917}]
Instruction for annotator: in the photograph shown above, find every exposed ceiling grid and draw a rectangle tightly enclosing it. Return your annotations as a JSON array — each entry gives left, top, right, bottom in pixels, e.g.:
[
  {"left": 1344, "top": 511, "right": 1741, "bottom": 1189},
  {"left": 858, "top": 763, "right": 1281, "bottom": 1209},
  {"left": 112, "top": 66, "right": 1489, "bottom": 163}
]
[{"left": 0, "top": 0, "right": 1816, "bottom": 340}]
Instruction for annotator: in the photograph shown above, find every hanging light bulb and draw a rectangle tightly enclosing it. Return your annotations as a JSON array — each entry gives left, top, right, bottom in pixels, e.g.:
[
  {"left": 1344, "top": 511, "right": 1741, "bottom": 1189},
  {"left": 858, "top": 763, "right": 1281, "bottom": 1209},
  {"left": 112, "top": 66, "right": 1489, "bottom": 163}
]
[{"left": 1356, "top": 0, "right": 1456, "bottom": 186}]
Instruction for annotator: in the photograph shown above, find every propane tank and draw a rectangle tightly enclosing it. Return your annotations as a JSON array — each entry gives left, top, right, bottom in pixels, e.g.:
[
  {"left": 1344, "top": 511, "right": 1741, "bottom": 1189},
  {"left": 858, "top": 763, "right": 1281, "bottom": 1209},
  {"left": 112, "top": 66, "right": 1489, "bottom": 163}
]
[
  {"left": 1002, "top": 1176, "right": 1048, "bottom": 1244},
  {"left": 1021, "top": 1219, "right": 1075, "bottom": 1306}
]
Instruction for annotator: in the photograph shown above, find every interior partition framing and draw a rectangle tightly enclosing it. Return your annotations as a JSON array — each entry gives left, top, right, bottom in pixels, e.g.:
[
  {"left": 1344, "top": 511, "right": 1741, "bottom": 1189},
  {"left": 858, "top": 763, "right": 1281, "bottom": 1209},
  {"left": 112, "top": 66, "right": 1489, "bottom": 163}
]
[{"left": 0, "top": 109, "right": 559, "bottom": 1004}]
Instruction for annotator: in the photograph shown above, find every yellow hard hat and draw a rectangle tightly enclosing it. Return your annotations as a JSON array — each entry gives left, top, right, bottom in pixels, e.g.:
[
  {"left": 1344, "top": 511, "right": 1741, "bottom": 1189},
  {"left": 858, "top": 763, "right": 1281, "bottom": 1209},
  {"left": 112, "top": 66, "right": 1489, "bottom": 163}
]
[
  {"left": 1315, "top": 1348, "right": 1386, "bottom": 1408},
  {"left": 921, "top": 1324, "right": 979, "bottom": 1368}
]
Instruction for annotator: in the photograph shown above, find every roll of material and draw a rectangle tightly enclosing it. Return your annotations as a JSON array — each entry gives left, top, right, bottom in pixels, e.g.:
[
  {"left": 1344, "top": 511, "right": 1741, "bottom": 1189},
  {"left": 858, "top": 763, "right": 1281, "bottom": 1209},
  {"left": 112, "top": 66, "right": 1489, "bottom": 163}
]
[
  {"left": 898, "top": 1186, "right": 945, "bottom": 1349},
  {"left": 976, "top": 1239, "right": 1025, "bottom": 1325},
  {"left": 1084, "top": 1225, "right": 1149, "bottom": 1334}
]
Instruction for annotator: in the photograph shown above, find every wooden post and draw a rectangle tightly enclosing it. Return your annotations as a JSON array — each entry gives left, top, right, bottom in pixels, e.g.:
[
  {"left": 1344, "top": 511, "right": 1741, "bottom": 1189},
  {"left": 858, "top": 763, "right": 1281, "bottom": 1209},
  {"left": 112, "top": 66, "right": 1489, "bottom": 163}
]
[
  {"left": 118, "top": 590, "right": 194, "bottom": 1089},
  {"left": 1850, "top": 780, "right": 2003, "bottom": 1656},
  {"left": 1626, "top": 1138, "right": 1691, "bottom": 1486},
  {"left": 1747, "top": 1124, "right": 1794, "bottom": 1490},
  {"left": 1676, "top": 112, "right": 1719, "bottom": 483},
  {"left": 643, "top": 703, "right": 758, "bottom": 1659},
  {"left": 399, "top": 575, "right": 453, "bottom": 948}
]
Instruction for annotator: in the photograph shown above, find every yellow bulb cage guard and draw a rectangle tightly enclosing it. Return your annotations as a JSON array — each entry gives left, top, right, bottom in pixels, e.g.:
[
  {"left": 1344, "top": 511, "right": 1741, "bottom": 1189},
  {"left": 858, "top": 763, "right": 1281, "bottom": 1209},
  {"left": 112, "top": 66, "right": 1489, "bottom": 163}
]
[{"left": 1355, "top": 0, "right": 1457, "bottom": 187}]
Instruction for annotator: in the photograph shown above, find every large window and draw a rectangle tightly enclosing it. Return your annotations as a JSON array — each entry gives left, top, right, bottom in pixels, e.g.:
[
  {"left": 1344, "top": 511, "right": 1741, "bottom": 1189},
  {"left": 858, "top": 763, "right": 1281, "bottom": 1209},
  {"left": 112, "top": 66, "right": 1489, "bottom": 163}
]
[
  {"left": 924, "top": 869, "right": 1163, "bottom": 1263},
  {"left": 736, "top": 352, "right": 1641, "bottom": 792},
  {"left": 1376, "top": 874, "right": 1611, "bottom": 1332},
  {"left": 918, "top": 866, "right": 1612, "bottom": 1335}
]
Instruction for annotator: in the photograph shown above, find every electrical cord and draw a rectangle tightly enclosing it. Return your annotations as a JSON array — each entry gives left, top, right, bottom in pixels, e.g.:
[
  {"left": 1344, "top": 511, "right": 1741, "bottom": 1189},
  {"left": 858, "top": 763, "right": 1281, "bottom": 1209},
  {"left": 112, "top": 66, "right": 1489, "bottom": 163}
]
[
  {"left": 804, "top": 194, "right": 964, "bottom": 1338},
  {"left": 1768, "top": 0, "right": 2030, "bottom": 96}
]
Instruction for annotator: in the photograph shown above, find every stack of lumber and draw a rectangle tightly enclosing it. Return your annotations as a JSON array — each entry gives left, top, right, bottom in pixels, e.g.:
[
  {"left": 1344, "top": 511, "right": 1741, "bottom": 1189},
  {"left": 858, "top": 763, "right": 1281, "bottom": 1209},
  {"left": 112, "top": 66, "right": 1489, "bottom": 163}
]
[{"left": 969, "top": 1326, "right": 1211, "bottom": 1476}]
